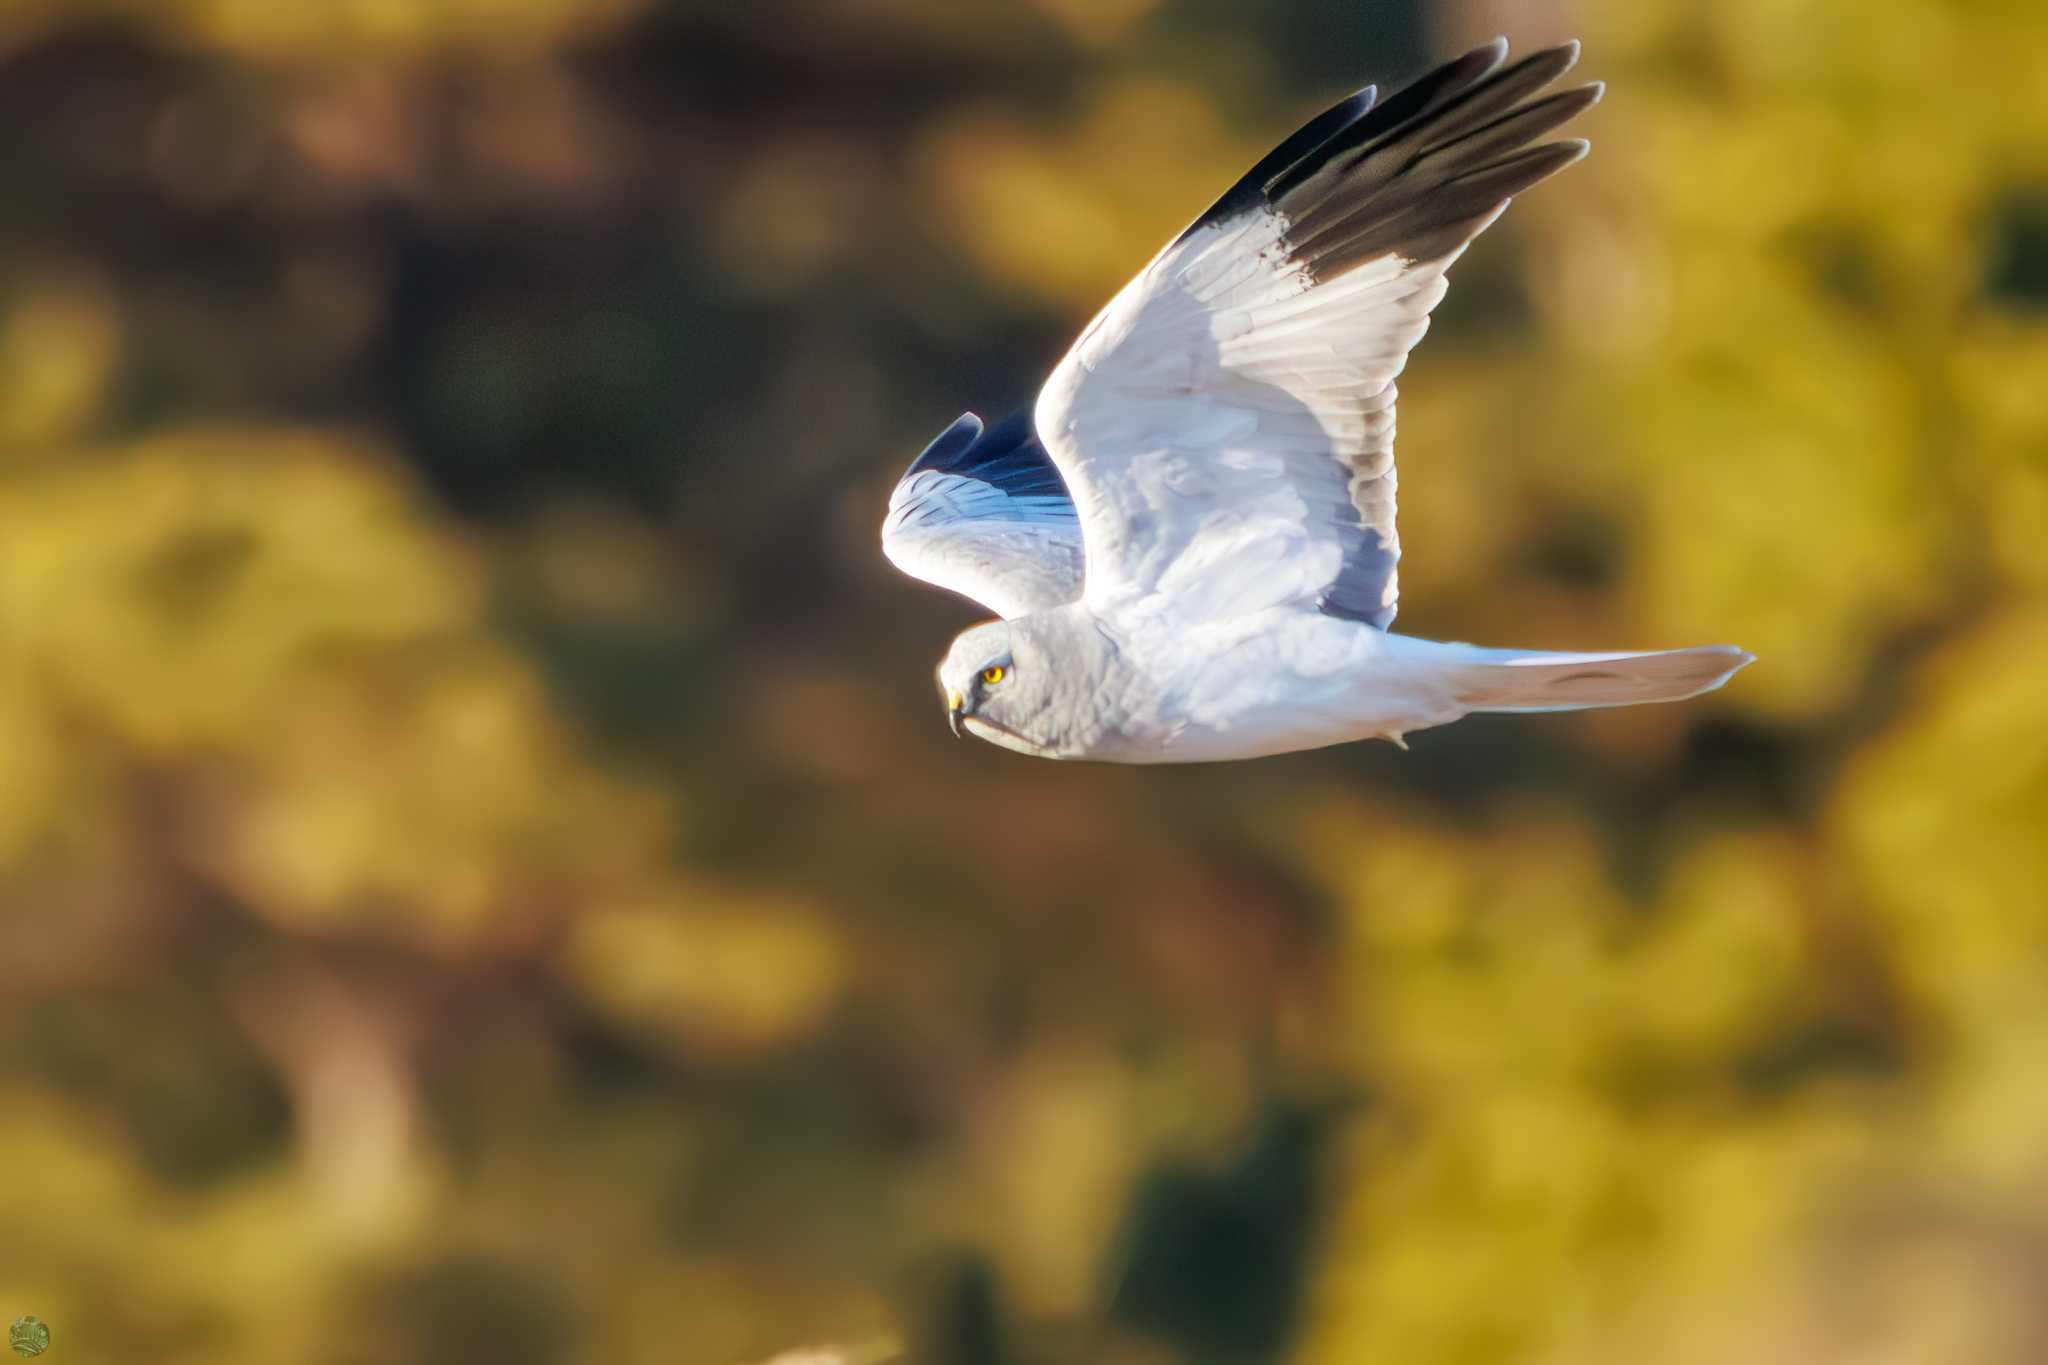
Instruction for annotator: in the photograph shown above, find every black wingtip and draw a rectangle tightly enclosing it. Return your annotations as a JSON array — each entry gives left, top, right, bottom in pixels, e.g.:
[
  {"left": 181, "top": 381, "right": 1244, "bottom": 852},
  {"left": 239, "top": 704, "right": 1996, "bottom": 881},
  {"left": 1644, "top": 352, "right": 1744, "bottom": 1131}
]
[
  {"left": 1551, "top": 138, "right": 1593, "bottom": 170},
  {"left": 1173, "top": 37, "right": 1599, "bottom": 277},
  {"left": 1175, "top": 82, "right": 1381, "bottom": 245},
  {"left": 906, "top": 411, "right": 985, "bottom": 476},
  {"left": 902, "top": 405, "right": 1070, "bottom": 503},
  {"left": 1256, "top": 37, "right": 1599, "bottom": 279},
  {"left": 1267, "top": 40, "right": 1513, "bottom": 203}
]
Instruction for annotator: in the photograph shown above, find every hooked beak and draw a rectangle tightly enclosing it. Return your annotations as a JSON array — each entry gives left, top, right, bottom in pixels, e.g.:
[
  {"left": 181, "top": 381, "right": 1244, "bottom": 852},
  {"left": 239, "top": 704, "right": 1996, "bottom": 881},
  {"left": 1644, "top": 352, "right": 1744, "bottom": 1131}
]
[{"left": 946, "top": 689, "right": 964, "bottom": 738}]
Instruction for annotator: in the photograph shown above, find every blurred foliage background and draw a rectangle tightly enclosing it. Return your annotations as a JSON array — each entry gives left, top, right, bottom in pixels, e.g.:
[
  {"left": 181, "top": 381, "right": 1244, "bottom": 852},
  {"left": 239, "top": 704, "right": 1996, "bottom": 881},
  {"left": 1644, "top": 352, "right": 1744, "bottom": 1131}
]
[{"left": 0, "top": 0, "right": 2043, "bottom": 1362}]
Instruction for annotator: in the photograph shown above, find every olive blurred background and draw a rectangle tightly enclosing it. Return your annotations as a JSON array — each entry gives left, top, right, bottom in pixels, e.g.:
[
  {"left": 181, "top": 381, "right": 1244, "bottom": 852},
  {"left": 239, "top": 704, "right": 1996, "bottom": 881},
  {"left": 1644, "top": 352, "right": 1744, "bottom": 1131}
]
[{"left": 0, "top": 0, "right": 2043, "bottom": 1362}]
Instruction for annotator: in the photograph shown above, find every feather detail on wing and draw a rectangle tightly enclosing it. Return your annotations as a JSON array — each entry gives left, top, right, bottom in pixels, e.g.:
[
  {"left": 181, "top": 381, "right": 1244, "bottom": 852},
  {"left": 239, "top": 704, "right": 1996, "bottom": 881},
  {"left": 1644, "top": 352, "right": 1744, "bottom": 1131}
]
[
  {"left": 881, "top": 408, "right": 1085, "bottom": 619},
  {"left": 1033, "top": 38, "right": 1600, "bottom": 628}
]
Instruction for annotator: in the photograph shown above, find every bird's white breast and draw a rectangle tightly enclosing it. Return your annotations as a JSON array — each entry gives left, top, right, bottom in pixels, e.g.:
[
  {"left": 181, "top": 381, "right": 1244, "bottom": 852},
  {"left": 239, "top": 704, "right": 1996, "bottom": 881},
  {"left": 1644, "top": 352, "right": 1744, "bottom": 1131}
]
[{"left": 1095, "top": 605, "right": 1452, "bottom": 762}]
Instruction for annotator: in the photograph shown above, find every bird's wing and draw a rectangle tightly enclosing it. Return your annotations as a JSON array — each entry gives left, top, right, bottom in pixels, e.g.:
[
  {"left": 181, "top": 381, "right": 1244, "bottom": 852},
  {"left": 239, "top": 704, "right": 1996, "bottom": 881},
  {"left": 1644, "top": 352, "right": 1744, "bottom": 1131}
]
[
  {"left": 882, "top": 408, "right": 1086, "bottom": 619},
  {"left": 1035, "top": 38, "right": 1599, "bottom": 628}
]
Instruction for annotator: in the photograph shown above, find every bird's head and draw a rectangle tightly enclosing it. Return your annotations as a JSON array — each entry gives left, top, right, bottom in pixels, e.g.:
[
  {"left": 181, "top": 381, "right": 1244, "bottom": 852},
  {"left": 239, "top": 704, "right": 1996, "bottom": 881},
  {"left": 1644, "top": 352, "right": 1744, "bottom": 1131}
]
[{"left": 936, "top": 618, "right": 1060, "bottom": 757}]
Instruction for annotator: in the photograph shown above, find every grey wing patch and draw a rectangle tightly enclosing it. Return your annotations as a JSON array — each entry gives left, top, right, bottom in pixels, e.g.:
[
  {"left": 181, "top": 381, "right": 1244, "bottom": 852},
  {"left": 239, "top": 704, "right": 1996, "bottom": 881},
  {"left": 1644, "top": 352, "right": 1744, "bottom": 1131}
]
[
  {"left": 881, "top": 408, "right": 1086, "bottom": 619},
  {"left": 1316, "top": 383, "right": 1400, "bottom": 630}
]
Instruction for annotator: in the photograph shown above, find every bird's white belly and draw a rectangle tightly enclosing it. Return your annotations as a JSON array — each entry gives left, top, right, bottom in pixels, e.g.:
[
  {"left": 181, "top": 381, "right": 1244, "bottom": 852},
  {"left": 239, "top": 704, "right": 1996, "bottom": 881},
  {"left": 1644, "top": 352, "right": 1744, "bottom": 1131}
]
[{"left": 1099, "top": 611, "right": 1458, "bottom": 763}]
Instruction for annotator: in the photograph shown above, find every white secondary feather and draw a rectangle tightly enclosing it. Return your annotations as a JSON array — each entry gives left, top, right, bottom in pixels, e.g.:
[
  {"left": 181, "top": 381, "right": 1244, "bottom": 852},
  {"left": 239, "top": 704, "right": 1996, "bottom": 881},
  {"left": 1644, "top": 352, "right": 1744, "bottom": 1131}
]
[
  {"left": 882, "top": 467, "right": 1083, "bottom": 619},
  {"left": 879, "top": 410, "right": 1085, "bottom": 619},
  {"left": 1033, "top": 174, "right": 1504, "bottom": 629}
]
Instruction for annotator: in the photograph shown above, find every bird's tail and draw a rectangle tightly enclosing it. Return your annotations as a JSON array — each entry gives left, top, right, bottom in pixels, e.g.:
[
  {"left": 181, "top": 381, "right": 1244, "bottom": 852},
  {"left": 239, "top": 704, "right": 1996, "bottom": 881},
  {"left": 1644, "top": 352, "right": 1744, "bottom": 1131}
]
[{"left": 1438, "top": 643, "right": 1754, "bottom": 713}]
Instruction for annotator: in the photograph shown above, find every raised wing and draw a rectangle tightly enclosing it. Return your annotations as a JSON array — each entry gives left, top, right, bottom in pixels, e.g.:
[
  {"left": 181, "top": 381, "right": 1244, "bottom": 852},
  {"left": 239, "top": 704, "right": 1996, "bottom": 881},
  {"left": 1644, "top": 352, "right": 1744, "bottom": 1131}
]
[
  {"left": 881, "top": 408, "right": 1084, "bottom": 619},
  {"left": 1034, "top": 38, "right": 1600, "bottom": 628}
]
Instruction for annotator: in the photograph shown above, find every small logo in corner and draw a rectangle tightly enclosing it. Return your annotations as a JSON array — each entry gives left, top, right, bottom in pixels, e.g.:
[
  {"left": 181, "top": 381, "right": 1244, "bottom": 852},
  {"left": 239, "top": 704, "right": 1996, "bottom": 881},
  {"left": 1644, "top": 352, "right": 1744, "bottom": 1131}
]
[{"left": 8, "top": 1317, "right": 48, "bottom": 1358}]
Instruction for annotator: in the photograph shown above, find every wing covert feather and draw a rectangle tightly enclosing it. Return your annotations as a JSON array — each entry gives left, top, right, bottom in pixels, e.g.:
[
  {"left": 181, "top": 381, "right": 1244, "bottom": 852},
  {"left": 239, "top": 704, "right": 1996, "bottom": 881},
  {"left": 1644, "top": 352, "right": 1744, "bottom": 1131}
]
[{"left": 881, "top": 409, "right": 1084, "bottom": 619}]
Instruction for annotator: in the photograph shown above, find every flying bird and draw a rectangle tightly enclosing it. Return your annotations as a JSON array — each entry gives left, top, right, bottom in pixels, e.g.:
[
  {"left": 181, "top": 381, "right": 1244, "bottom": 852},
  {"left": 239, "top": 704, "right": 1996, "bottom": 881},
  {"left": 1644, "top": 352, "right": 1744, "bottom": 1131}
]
[{"left": 881, "top": 38, "right": 1751, "bottom": 762}]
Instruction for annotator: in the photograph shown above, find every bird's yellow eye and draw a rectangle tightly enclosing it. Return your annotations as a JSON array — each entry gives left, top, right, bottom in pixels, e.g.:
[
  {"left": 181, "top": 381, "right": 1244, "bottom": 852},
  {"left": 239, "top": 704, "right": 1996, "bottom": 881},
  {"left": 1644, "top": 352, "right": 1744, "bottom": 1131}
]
[{"left": 981, "top": 665, "right": 1006, "bottom": 686}]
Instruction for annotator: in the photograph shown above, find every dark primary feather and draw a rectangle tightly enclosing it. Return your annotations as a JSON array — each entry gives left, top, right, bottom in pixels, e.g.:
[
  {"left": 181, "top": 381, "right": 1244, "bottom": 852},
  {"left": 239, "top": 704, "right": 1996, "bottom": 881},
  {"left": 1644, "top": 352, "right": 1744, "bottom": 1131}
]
[
  {"left": 906, "top": 411, "right": 983, "bottom": 475},
  {"left": 1266, "top": 40, "right": 1512, "bottom": 204},
  {"left": 905, "top": 407, "right": 1074, "bottom": 511},
  {"left": 1172, "top": 84, "right": 1378, "bottom": 249},
  {"left": 1183, "top": 38, "right": 1599, "bottom": 284},
  {"left": 1282, "top": 38, "right": 1596, "bottom": 278}
]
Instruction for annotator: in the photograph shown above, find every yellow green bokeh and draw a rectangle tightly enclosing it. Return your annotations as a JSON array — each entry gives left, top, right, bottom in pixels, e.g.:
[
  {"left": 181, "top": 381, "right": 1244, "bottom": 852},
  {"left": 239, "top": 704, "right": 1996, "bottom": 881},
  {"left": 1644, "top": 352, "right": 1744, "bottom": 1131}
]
[{"left": 0, "top": 0, "right": 2042, "bottom": 1362}]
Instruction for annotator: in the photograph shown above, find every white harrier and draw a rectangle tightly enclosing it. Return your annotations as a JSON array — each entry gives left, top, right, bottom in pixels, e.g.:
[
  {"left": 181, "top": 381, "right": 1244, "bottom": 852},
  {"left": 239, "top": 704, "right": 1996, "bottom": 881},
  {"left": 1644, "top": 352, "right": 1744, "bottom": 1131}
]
[{"left": 881, "top": 39, "right": 1750, "bottom": 762}]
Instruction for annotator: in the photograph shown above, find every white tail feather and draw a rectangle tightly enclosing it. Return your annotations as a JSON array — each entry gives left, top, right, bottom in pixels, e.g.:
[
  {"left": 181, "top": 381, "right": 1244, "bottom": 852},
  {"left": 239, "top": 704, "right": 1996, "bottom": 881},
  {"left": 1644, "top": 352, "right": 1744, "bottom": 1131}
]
[{"left": 1446, "top": 644, "right": 1754, "bottom": 714}]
